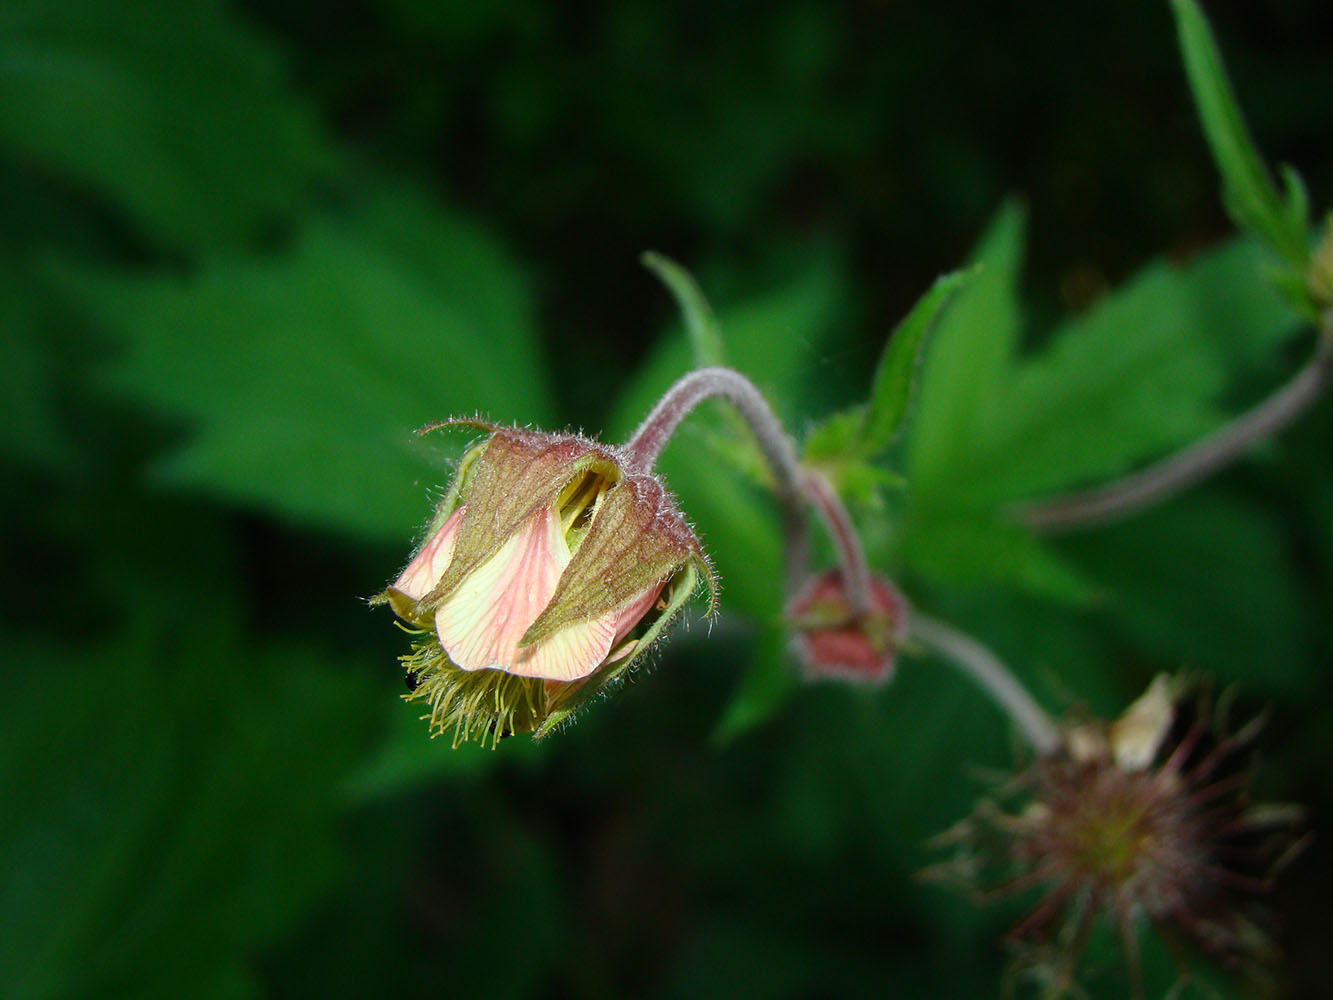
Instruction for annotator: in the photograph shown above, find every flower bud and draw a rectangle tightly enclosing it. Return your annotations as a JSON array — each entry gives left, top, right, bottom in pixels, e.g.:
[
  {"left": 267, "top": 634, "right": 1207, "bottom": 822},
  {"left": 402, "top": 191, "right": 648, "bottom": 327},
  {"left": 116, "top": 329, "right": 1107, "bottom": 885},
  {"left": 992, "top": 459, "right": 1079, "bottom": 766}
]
[
  {"left": 785, "top": 569, "right": 905, "bottom": 684},
  {"left": 375, "top": 425, "right": 714, "bottom": 746}
]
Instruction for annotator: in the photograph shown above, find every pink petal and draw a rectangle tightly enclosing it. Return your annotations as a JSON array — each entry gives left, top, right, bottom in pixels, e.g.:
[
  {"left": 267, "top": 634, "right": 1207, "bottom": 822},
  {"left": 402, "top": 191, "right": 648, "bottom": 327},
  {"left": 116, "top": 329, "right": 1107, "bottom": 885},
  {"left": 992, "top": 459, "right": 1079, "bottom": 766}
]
[
  {"left": 434, "top": 505, "right": 571, "bottom": 672},
  {"left": 509, "top": 611, "right": 618, "bottom": 681},
  {"left": 611, "top": 579, "right": 666, "bottom": 646},
  {"left": 510, "top": 577, "right": 666, "bottom": 681},
  {"left": 392, "top": 505, "right": 465, "bottom": 601}
]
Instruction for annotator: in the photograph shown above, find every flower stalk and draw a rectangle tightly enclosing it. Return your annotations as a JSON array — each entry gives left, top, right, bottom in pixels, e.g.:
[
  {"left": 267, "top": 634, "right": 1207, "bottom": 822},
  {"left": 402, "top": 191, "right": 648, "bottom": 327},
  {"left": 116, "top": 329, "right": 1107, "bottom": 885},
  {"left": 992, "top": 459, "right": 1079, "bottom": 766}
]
[
  {"left": 1017, "top": 328, "right": 1333, "bottom": 534},
  {"left": 623, "top": 366, "right": 812, "bottom": 591},
  {"left": 628, "top": 367, "right": 1064, "bottom": 748},
  {"left": 905, "top": 610, "right": 1063, "bottom": 756}
]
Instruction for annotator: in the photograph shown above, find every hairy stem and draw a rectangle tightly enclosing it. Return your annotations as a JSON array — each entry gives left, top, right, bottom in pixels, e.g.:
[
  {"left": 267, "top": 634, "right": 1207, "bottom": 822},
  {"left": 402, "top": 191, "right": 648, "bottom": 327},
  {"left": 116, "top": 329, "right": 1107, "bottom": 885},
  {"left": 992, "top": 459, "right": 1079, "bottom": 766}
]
[
  {"left": 800, "top": 467, "right": 871, "bottom": 617},
  {"left": 906, "top": 611, "right": 1062, "bottom": 755},
  {"left": 629, "top": 368, "right": 1060, "bottom": 751},
  {"left": 624, "top": 367, "right": 874, "bottom": 609},
  {"left": 622, "top": 367, "right": 811, "bottom": 591},
  {"left": 1017, "top": 336, "right": 1333, "bottom": 534}
]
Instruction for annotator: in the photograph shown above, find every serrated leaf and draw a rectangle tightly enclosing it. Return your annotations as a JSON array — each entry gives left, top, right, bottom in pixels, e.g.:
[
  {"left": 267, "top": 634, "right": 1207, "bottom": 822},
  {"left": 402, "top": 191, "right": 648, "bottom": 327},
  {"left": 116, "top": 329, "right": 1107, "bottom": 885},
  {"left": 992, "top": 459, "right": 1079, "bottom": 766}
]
[
  {"left": 962, "top": 236, "right": 1297, "bottom": 504},
  {"left": 0, "top": 0, "right": 333, "bottom": 248},
  {"left": 906, "top": 200, "right": 1026, "bottom": 493},
  {"left": 80, "top": 201, "right": 552, "bottom": 541},
  {"left": 898, "top": 507, "right": 1096, "bottom": 606},
  {"left": 899, "top": 227, "right": 1300, "bottom": 599},
  {"left": 345, "top": 701, "right": 544, "bottom": 801},
  {"left": 858, "top": 266, "right": 975, "bottom": 455},
  {"left": 1169, "top": 0, "right": 1309, "bottom": 270},
  {"left": 0, "top": 627, "right": 373, "bottom": 1000},
  {"left": 0, "top": 264, "right": 71, "bottom": 467}
]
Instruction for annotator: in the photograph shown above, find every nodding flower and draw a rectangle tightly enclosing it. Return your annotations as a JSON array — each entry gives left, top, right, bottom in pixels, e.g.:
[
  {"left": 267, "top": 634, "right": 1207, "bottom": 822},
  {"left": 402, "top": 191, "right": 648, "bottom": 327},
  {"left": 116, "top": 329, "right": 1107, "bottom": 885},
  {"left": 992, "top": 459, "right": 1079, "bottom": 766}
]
[{"left": 375, "top": 424, "right": 713, "bottom": 746}]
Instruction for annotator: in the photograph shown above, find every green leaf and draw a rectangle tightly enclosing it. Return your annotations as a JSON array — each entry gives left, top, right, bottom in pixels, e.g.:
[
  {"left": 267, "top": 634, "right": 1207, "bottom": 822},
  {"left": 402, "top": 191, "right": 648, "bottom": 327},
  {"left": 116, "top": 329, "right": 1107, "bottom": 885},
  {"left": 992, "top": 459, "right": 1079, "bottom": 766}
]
[
  {"left": 0, "top": 264, "right": 71, "bottom": 467},
  {"left": 897, "top": 507, "right": 1097, "bottom": 606},
  {"left": 0, "top": 0, "right": 334, "bottom": 248},
  {"left": 345, "top": 701, "right": 544, "bottom": 801},
  {"left": 712, "top": 625, "right": 798, "bottom": 744},
  {"left": 899, "top": 206, "right": 1298, "bottom": 601},
  {"left": 906, "top": 200, "right": 1027, "bottom": 494},
  {"left": 81, "top": 198, "right": 553, "bottom": 541},
  {"left": 858, "top": 266, "right": 975, "bottom": 455},
  {"left": 642, "top": 251, "right": 728, "bottom": 368},
  {"left": 1059, "top": 495, "right": 1309, "bottom": 693},
  {"left": 1169, "top": 0, "right": 1310, "bottom": 271},
  {"left": 956, "top": 236, "right": 1297, "bottom": 504},
  {"left": 0, "top": 627, "right": 374, "bottom": 1000}
]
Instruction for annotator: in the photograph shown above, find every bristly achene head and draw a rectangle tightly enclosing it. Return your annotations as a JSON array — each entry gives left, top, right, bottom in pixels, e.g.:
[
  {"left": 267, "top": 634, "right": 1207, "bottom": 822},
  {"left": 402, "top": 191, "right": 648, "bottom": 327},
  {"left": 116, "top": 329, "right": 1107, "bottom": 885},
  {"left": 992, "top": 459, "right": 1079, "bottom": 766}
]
[
  {"left": 374, "top": 424, "right": 714, "bottom": 745},
  {"left": 924, "top": 676, "right": 1306, "bottom": 998}
]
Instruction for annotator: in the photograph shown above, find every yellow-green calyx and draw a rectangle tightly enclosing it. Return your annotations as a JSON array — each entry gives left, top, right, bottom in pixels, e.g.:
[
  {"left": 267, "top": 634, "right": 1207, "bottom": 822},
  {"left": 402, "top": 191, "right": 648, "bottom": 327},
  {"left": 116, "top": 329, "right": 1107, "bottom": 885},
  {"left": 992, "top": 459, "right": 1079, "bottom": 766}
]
[{"left": 374, "top": 424, "right": 713, "bottom": 745}]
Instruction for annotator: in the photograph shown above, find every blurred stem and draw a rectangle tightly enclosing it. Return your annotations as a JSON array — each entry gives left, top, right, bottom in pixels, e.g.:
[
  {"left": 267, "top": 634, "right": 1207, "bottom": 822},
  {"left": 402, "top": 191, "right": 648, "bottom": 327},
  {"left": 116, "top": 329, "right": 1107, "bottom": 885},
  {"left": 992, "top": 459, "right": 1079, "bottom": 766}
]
[
  {"left": 1016, "top": 331, "right": 1333, "bottom": 534},
  {"left": 800, "top": 467, "right": 871, "bottom": 616},
  {"left": 905, "top": 611, "right": 1062, "bottom": 755},
  {"left": 630, "top": 369, "right": 1057, "bottom": 751}
]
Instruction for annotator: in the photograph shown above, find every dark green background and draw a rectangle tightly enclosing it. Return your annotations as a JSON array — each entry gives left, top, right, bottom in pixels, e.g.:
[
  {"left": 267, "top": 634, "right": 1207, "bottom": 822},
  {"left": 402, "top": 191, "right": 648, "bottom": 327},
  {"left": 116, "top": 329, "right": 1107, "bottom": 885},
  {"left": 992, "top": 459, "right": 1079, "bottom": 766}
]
[{"left": 3, "top": 1, "right": 1331, "bottom": 996}]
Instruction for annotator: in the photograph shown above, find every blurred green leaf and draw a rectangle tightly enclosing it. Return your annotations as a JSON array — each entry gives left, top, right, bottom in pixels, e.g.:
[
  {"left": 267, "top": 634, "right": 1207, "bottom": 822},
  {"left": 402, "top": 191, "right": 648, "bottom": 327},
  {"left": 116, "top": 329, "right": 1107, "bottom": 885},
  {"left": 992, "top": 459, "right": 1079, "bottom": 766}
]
[
  {"left": 906, "top": 200, "right": 1026, "bottom": 494},
  {"left": 959, "top": 236, "right": 1297, "bottom": 504},
  {"left": 858, "top": 266, "right": 976, "bottom": 456},
  {"left": 899, "top": 507, "right": 1096, "bottom": 605},
  {"left": 712, "top": 625, "right": 797, "bottom": 744},
  {"left": 1058, "top": 495, "right": 1309, "bottom": 693},
  {"left": 0, "top": 0, "right": 333, "bottom": 248},
  {"left": 80, "top": 198, "right": 552, "bottom": 541},
  {"left": 1169, "top": 0, "right": 1310, "bottom": 273},
  {"left": 642, "top": 250, "right": 727, "bottom": 368},
  {"left": 346, "top": 699, "right": 545, "bottom": 801},
  {"left": 899, "top": 202, "right": 1092, "bottom": 599},
  {"left": 0, "top": 626, "right": 373, "bottom": 1000},
  {"left": 0, "top": 265, "right": 70, "bottom": 467},
  {"left": 900, "top": 213, "right": 1299, "bottom": 600}
]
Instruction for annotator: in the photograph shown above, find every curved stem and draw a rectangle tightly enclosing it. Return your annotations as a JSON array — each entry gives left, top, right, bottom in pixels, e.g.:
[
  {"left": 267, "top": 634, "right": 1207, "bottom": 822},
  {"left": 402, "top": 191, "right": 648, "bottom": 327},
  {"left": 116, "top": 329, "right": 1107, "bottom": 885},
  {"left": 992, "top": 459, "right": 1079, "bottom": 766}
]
[
  {"left": 1017, "top": 337, "right": 1333, "bottom": 534},
  {"left": 623, "top": 367, "right": 801, "bottom": 483},
  {"left": 800, "top": 467, "right": 871, "bottom": 617},
  {"left": 622, "top": 367, "right": 810, "bottom": 591},
  {"left": 905, "top": 610, "right": 1062, "bottom": 756}
]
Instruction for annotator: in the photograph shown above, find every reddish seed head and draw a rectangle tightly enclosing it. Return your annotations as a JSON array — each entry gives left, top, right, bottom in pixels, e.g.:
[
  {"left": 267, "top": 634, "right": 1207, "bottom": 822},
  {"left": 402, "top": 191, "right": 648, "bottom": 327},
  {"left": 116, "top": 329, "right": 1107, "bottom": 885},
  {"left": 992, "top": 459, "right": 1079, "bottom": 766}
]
[{"left": 925, "top": 677, "right": 1305, "bottom": 996}]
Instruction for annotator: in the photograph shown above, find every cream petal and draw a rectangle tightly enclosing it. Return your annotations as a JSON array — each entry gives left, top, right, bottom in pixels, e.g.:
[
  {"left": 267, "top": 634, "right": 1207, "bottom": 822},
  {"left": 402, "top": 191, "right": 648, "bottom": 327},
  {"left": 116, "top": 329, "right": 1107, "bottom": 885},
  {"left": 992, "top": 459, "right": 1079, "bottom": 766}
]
[
  {"left": 434, "top": 505, "right": 570, "bottom": 672},
  {"left": 508, "top": 611, "right": 617, "bottom": 681},
  {"left": 1111, "top": 674, "right": 1176, "bottom": 771},
  {"left": 393, "top": 505, "right": 465, "bottom": 600},
  {"left": 510, "top": 579, "right": 666, "bottom": 682}
]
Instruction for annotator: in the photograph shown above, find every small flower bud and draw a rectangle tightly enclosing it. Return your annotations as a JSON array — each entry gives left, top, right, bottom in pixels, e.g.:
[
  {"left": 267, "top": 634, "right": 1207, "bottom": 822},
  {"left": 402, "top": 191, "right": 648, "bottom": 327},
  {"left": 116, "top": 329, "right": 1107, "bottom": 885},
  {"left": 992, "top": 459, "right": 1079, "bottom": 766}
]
[
  {"left": 785, "top": 569, "right": 905, "bottom": 684},
  {"left": 375, "top": 425, "right": 714, "bottom": 746}
]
